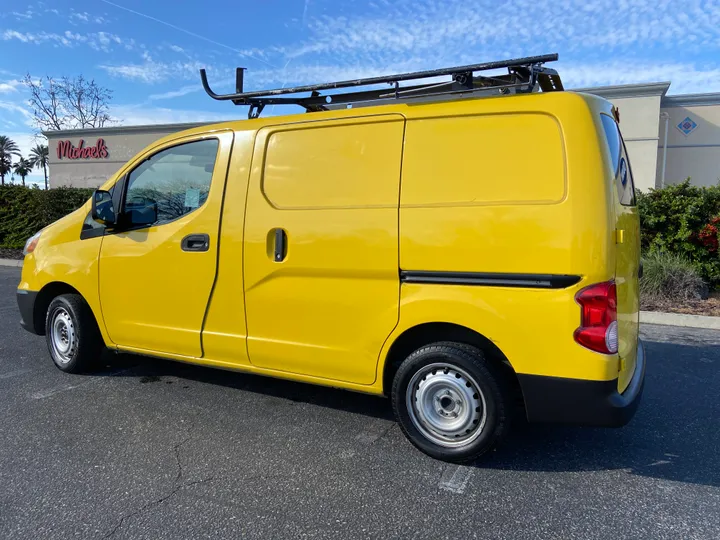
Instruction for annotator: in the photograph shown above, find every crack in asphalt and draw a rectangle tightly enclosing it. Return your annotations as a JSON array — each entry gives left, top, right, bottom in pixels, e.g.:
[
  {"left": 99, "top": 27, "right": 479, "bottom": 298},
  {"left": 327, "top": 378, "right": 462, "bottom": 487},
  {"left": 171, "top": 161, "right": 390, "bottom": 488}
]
[
  {"left": 173, "top": 435, "right": 193, "bottom": 483},
  {"left": 101, "top": 477, "right": 215, "bottom": 539},
  {"left": 102, "top": 420, "right": 200, "bottom": 539}
]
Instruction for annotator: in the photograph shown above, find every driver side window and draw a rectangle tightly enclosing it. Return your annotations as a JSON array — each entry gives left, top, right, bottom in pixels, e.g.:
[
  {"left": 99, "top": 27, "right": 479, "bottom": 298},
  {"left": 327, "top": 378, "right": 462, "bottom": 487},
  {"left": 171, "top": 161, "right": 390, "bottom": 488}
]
[{"left": 124, "top": 139, "right": 219, "bottom": 226}]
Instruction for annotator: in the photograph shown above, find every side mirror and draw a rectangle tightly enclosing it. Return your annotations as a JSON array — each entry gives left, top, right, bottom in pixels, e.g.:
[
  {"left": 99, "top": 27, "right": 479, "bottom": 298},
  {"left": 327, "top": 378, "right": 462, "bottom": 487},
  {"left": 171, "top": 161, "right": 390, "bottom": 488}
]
[
  {"left": 91, "top": 190, "right": 116, "bottom": 226},
  {"left": 126, "top": 196, "right": 158, "bottom": 227}
]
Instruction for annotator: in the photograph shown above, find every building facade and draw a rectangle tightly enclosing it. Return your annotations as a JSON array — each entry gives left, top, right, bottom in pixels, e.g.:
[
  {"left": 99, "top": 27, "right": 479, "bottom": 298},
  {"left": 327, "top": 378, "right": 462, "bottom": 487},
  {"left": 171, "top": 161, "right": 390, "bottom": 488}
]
[
  {"left": 44, "top": 122, "right": 209, "bottom": 189},
  {"left": 44, "top": 83, "right": 720, "bottom": 192}
]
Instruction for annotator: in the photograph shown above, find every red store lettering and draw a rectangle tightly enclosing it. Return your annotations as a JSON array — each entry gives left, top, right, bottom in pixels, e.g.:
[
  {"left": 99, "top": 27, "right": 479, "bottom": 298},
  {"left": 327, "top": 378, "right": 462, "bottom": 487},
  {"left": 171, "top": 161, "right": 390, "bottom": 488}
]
[{"left": 57, "top": 138, "right": 109, "bottom": 160}]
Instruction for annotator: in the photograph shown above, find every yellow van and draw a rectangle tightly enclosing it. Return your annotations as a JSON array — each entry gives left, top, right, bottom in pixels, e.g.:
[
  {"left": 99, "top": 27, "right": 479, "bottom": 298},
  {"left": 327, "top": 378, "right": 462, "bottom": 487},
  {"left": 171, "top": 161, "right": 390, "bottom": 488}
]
[{"left": 17, "top": 54, "right": 644, "bottom": 462}]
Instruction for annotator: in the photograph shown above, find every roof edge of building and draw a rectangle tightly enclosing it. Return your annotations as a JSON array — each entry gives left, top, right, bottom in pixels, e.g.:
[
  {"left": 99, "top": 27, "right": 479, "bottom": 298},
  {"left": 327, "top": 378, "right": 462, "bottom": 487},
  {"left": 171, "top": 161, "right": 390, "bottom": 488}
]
[
  {"left": 42, "top": 120, "right": 216, "bottom": 138},
  {"left": 661, "top": 92, "right": 720, "bottom": 108},
  {"left": 571, "top": 81, "right": 671, "bottom": 99}
]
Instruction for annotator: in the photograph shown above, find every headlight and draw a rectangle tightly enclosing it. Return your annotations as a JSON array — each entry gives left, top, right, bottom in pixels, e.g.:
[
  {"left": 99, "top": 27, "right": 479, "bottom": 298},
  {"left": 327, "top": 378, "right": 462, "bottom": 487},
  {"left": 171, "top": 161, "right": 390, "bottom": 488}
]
[{"left": 23, "top": 232, "right": 41, "bottom": 256}]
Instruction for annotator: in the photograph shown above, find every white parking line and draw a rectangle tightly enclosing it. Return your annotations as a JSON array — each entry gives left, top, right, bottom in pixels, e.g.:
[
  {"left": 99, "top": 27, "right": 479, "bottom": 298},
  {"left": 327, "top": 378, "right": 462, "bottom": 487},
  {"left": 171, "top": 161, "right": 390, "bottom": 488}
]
[
  {"left": 438, "top": 465, "right": 474, "bottom": 494},
  {"left": 0, "top": 368, "right": 31, "bottom": 380},
  {"left": 29, "top": 368, "right": 134, "bottom": 399},
  {"left": 31, "top": 382, "right": 88, "bottom": 400}
]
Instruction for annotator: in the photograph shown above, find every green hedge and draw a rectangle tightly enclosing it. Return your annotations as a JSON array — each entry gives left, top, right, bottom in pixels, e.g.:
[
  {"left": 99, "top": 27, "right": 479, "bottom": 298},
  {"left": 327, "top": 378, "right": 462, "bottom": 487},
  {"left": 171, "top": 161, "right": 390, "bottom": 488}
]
[
  {"left": 0, "top": 185, "right": 93, "bottom": 249},
  {"left": 637, "top": 180, "right": 720, "bottom": 289}
]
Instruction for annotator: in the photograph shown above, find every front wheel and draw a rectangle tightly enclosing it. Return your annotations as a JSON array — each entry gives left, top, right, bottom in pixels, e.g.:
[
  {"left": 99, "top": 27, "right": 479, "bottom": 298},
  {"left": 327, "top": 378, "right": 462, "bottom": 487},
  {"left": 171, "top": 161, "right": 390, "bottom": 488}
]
[
  {"left": 45, "top": 294, "right": 104, "bottom": 373},
  {"left": 391, "top": 342, "right": 512, "bottom": 463}
]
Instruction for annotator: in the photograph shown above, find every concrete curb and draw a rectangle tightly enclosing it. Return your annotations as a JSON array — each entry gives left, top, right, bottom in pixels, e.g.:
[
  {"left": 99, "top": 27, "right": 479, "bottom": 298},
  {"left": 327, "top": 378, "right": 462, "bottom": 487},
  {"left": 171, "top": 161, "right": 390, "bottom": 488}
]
[
  {"left": 0, "top": 258, "right": 22, "bottom": 268},
  {"left": 641, "top": 310, "right": 720, "bottom": 330}
]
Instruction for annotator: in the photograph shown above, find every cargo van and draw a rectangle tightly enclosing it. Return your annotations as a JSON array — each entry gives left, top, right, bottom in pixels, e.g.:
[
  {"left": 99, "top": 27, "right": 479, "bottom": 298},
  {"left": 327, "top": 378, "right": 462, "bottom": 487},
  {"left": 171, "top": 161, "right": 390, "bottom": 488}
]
[{"left": 17, "top": 55, "right": 645, "bottom": 463}]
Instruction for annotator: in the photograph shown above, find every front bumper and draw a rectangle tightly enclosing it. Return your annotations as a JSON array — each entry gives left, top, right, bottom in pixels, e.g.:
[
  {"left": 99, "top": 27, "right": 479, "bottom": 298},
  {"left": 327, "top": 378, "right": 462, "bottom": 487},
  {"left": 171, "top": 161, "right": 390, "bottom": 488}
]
[
  {"left": 17, "top": 290, "right": 40, "bottom": 335},
  {"left": 517, "top": 340, "right": 646, "bottom": 427}
]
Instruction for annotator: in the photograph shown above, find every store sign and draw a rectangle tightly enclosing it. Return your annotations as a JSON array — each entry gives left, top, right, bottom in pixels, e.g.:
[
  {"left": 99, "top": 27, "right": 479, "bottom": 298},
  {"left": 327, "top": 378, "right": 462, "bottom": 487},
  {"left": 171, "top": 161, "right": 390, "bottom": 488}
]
[{"left": 57, "top": 138, "right": 109, "bottom": 160}]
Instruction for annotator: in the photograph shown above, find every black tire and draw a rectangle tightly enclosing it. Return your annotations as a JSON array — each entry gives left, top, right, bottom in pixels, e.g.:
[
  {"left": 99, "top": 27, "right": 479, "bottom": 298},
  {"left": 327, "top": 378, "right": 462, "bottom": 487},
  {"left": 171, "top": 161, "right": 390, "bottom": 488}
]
[
  {"left": 391, "top": 342, "right": 512, "bottom": 463},
  {"left": 45, "top": 294, "right": 104, "bottom": 373}
]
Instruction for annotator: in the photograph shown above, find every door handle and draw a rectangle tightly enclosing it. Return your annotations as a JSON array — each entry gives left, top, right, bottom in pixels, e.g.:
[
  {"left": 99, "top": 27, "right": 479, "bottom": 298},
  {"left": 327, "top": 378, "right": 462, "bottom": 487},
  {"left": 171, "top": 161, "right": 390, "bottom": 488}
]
[
  {"left": 181, "top": 233, "right": 210, "bottom": 252},
  {"left": 273, "top": 228, "right": 287, "bottom": 262}
]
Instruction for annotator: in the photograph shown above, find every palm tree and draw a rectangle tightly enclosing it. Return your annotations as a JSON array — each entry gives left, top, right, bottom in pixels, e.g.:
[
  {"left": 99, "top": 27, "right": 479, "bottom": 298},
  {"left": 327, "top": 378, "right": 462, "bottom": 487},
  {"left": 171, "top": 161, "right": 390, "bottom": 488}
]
[
  {"left": 13, "top": 157, "right": 32, "bottom": 187},
  {"left": 29, "top": 143, "right": 49, "bottom": 190},
  {"left": 0, "top": 156, "right": 11, "bottom": 185},
  {"left": 0, "top": 135, "right": 21, "bottom": 186}
]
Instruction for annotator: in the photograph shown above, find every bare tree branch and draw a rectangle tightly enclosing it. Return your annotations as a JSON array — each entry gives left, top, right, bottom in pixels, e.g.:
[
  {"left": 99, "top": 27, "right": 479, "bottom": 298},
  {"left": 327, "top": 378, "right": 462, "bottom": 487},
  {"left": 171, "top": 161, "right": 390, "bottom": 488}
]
[{"left": 23, "top": 74, "right": 114, "bottom": 131}]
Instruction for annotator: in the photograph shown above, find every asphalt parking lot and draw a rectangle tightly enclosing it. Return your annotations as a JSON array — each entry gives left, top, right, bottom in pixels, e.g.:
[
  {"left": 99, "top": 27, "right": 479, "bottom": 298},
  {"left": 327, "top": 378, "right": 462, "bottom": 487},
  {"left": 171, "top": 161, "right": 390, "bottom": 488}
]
[{"left": 1, "top": 266, "right": 719, "bottom": 539}]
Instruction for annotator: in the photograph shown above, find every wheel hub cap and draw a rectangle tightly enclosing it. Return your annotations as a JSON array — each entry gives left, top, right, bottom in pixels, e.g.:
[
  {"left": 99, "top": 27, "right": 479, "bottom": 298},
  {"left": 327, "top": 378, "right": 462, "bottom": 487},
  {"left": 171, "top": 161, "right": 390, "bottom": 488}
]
[
  {"left": 406, "top": 363, "right": 487, "bottom": 448},
  {"left": 51, "top": 308, "right": 75, "bottom": 364}
]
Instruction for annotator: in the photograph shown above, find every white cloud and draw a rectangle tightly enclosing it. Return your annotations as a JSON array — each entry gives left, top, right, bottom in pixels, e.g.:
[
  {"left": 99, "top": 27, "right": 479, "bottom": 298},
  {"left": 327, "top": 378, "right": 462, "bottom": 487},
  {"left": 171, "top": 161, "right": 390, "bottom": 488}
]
[
  {"left": 148, "top": 85, "right": 201, "bottom": 100},
  {"left": 1, "top": 28, "right": 124, "bottom": 51},
  {"left": 111, "top": 104, "right": 236, "bottom": 126},
  {"left": 279, "top": 0, "right": 720, "bottom": 62},
  {"left": 0, "top": 79, "right": 22, "bottom": 94},
  {"left": 235, "top": 0, "right": 720, "bottom": 95},
  {"left": 0, "top": 101, "right": 33, "bottom": 120},
  {"left": 12, "top": 10, "right": 34, "bottom": 21},
  {"left": 99, "top": 58, "right": 206, "bottom": 84},
  {"left": 168, "top": 44, "right": 184, "bottom": 53},
  {"left": 69, "top": 11, "right": 107, "bottom": 24},
  {"left": 564, "top": 61, "right": 720, "bottom": 95}
]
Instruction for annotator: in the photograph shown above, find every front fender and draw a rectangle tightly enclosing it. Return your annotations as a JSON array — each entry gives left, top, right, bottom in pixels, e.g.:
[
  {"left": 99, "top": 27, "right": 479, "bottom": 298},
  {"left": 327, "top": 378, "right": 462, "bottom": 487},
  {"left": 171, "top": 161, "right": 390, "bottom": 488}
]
[{"left": 18, "top": 203, "right": 111, "bottom": 345}]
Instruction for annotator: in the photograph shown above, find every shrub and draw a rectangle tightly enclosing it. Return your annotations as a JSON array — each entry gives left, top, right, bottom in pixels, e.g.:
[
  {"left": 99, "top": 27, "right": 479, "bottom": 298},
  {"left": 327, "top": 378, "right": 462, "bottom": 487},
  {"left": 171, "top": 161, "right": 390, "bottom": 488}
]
[
  {"left": 637, "top": 180, "right": 720, "bottom": 289},
  {"left": 0, "top": 185, "right": 93, "bottom": 248},
  {"left": 640, "top": 251, "right": 707, "bottom": 303}
]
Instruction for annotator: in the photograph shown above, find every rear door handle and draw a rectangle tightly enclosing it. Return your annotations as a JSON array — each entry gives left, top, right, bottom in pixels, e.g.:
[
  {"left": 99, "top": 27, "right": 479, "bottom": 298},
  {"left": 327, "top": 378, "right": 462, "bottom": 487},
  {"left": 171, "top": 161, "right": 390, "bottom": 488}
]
[
  {"left": 181, "top": 233, "right": 210, "bottom": 252},
  {"left": 273, "top": 228, "right": 287, "bottom": 262}
]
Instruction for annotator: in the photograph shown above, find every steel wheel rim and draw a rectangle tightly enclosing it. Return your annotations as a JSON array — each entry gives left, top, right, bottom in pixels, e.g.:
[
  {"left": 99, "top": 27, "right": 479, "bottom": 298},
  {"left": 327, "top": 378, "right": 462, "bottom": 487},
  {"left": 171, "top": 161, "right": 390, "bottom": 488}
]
[
  {"left": 406, "top": 362, "right": 487, "bottom": 448},
  {"left": 51, "top": 308, "right": 76, "bottom": 364}
]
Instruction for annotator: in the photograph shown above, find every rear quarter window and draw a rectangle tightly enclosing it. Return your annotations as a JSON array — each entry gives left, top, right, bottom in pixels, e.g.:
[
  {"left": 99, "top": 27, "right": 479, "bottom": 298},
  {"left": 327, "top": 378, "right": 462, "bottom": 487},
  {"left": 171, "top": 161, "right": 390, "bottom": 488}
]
[{"left": 601, "top": 114, "right": 635, "bottom": 206}]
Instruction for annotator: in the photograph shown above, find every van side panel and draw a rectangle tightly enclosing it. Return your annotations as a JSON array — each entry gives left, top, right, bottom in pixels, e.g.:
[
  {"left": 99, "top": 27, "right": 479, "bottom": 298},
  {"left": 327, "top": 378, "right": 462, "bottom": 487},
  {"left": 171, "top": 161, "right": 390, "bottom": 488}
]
[
  {"left": 200, "top": 130, "right": 255, "bottom": 365},
  {"left": 396, "top": 93, "right": 617, "bottom": 381},
  {"left": 242, "top": 115, "right": 404, "bottom": 384}
]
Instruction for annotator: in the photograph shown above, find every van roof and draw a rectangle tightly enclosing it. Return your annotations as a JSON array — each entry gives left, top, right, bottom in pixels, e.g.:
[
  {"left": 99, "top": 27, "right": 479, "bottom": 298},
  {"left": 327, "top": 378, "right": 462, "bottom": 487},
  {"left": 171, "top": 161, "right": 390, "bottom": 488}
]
[{"left": 169, "top": 87, "right": 612, "bottom": 145}]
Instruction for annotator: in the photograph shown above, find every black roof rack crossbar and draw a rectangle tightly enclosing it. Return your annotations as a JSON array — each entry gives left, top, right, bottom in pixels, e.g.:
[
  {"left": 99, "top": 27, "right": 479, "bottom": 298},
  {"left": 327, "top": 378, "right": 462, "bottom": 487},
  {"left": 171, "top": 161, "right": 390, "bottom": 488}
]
[{"left": 200, "top": 53, "right": 562, "bottom": 118}]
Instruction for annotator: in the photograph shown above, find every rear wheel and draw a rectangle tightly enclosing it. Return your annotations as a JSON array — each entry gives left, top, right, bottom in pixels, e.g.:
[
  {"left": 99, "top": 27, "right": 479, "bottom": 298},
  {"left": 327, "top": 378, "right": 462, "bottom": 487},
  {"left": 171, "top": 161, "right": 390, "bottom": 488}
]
[
  {"left": 45, "top": 294, "right": 104, "bottom": 373},
  {"left": 392, "top": 342, "right": 511, "bottom": 463}
]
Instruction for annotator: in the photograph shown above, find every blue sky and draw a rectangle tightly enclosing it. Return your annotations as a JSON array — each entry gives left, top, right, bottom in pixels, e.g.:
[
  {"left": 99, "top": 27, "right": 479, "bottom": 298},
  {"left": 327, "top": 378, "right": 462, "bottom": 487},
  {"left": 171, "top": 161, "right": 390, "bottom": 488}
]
[{"left": 2, "top": 0, "right": 720, "bottom": 185}]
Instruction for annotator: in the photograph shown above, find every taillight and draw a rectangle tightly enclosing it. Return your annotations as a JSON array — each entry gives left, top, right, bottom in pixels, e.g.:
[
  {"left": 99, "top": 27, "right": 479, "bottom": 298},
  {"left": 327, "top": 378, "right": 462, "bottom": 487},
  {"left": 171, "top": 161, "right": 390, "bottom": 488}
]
[{"left": 574, "top": 281, "right": 618, "bottom": 354}]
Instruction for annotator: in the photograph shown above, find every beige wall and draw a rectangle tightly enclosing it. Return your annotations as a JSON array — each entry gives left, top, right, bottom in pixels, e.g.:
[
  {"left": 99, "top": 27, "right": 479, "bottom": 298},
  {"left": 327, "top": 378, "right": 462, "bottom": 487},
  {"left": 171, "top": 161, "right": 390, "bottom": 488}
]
[
  {"left": 657, "top": 101, "right": 720, "bottom": 187},
  {"left": 576, "top": 83, "right": 669, "bottom": 193},
  {"left": 604, "top": 95, "right": 662, "bottom": 192},
  {"left": 46, "top": 122, "right": 209, "bottom": 188}
]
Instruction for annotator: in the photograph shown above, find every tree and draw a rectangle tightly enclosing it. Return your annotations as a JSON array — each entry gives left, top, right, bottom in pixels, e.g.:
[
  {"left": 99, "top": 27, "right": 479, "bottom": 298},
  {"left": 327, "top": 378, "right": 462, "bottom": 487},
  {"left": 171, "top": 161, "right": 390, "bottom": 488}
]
[
  {"left": 23, "top": 74, "right": 113, "bottom": 131},
  {"left": 29, "top": 143, "right": 49, "bottom": 190},
  {"left": 13, "top": 157, "right": 32, "bottom": 187},
  {"left": 0, "top": 135, "right": 21, "bottom": 186}
]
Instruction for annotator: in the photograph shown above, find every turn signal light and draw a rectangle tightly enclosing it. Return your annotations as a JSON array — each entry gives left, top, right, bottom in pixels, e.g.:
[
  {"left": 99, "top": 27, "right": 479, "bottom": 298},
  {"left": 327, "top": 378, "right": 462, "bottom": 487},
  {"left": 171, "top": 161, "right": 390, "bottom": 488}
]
[{"left": 574, "top": 281, "right": 618, "bottom": 354}]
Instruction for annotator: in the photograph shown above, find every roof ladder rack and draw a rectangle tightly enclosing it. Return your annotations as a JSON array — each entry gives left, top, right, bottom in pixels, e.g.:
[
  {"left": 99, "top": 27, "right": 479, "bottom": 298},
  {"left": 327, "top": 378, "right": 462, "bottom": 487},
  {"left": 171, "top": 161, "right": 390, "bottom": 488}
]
[{"left": 200, "top": 53, "right": 564, "bottom": 119}]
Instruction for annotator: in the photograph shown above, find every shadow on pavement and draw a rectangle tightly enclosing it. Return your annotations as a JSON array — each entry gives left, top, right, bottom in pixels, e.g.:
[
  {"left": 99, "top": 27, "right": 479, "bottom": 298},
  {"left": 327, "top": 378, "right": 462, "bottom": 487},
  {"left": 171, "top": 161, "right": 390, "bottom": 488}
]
[
  {"left": 99, "top": 336, "right": 719, "bottom": 487},
  {"left": 482, "top": 337, "right": 720, "bottom": 488}
]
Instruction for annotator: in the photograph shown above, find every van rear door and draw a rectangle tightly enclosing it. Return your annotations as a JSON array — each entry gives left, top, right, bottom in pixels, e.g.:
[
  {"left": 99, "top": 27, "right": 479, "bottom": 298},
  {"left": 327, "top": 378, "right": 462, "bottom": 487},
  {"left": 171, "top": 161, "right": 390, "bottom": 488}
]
[{"left": 600, "top": 113, "right": 640, "bottom": 393}]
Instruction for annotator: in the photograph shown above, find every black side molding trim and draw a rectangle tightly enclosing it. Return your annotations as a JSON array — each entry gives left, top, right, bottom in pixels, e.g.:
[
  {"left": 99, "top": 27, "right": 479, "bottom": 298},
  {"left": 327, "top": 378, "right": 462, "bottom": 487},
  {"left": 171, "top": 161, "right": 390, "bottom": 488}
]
[{"left": 400, "top": 271, "right": 581, "bottom": 289}]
